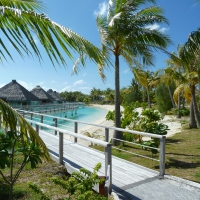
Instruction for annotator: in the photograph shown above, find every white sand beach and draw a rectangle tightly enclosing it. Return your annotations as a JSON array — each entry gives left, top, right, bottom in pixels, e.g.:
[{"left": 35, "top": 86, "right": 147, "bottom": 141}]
[{"left": 77, "top": 104, "right": 182, "bottom": 145}]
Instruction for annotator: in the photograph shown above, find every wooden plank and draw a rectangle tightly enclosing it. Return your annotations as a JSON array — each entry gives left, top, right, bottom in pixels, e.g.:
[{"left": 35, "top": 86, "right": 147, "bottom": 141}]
[{"left": 39, "top": 129, "right": 159, "bottom": 189}]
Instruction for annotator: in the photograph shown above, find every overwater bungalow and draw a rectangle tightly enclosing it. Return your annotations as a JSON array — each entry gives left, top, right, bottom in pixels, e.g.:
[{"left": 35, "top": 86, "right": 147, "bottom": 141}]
[
  {"left": 47, "top": 89, "right": 64, "bottom": 103},
  {"left": 30, "top": 86, "right": 54, "bottom": 104},
  {"left": 0, "top": 80, "right": 39, "bottom": 107}
]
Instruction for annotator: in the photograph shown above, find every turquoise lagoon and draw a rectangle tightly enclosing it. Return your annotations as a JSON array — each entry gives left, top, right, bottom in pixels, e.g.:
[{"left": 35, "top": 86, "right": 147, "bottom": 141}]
[{"left": 30, "top": 106, "right": 108, "bottom": 133}]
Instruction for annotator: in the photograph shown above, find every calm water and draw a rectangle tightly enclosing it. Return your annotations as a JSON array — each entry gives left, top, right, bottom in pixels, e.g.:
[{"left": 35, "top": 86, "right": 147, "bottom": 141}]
[{"left": 31, "top": 106, "right": 108, "bottom": 133}]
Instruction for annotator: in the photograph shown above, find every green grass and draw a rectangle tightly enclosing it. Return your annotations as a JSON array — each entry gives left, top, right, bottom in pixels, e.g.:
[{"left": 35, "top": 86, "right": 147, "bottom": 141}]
[
  {"left": 0, "top": 121, "right": 199, "bottom": 199},
  {"left": 93, "top": 124, "right": 200, "bottom": 183},
  {"left": 0, "top": 159, "right": 69, "bottom": 200}
]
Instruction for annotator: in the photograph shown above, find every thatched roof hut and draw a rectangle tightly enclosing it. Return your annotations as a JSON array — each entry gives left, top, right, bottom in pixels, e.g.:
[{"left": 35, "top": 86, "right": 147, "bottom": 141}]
[
  {"left": 0, "top": 80, "right": 39, "bottom": 103},
  {"left": 30, "top": 86, "right": 54, "bottom": 103},
  {"left": 47, "top": 89, "right": 63, "bottom": 102}
]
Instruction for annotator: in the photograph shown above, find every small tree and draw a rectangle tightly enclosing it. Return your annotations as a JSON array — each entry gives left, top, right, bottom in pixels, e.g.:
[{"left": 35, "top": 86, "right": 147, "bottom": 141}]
[{"left": 0, "top": 99, "right": 49, "bottom": 200}]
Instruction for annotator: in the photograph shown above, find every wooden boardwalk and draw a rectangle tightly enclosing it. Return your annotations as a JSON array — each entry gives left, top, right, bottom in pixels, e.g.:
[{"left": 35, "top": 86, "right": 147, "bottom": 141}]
[{"left": 39, "top": 130, "right": 159, "bottom": 192}]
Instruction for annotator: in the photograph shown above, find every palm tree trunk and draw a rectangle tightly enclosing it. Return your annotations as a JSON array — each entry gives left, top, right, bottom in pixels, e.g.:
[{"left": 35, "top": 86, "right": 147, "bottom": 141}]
[
  {"left": 113, "top": 54, "right": 123, "bottom": 145},
  {"left": 191, "top": 85, "right": 200, "bottom": 129},
  {"left": 189, "top": 100, "right": 197, "bottom": 128},
  {"left": 147, "top": 85, "right": 151, "bottom": 108},
  {"left": 168, "top": 85, "right": 176, "bottom": 108},
  {"left": 182, "top": 97, "right": 185, "bottom": 109}
]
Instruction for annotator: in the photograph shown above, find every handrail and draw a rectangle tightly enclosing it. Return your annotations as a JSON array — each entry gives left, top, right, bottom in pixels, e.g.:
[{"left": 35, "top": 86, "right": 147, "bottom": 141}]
[
  {"left": 18, "top": 109, "right": 163, "bottom": 138},
  {"left": 20, "top": 110, "right": 166, "bottom": 178},
  {"left": 26, "top": 118, "right": 112, "bottom": 195},
  {"left": 26, "top": 119, "right": 110, "bottom": 147}
]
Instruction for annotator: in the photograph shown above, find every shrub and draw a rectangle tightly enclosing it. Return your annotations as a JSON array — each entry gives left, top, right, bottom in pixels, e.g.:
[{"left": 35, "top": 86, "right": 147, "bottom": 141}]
[
  {"left": 29, "top": 163, "right": 107, "bottom": 200},
  {"left": 174, "top": 108, "right": 190, "bottom": 116}
]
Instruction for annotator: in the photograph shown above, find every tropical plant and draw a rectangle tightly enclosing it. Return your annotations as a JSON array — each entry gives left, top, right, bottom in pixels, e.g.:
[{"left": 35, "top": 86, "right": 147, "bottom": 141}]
[
  {"left": 83, "top": 131, "right": 103, "bottom": 146},
  {"left": 0, "top": 99, "right": 49, "bottom": 200},
  {"left": 159, "top": 66, "right": 177, "bottom": 108},
  {"left": 94, "top": 0, "right": 171, "bottom": 145},
  {"left": 179, "top": 28, "right": 200, "bottom": 128},
  {"left": 29, "top": 163, "right": 106, "bottom": 200},
  {"left": 155, "top": 83, "right": 175, "bottom": 113},
  {"left": 167, "top": 38, "right": 200, "bottom": 128},
  {"left": 103, "top": 88, "right": 115, "bottom": 104},
  {"left": 123, "top": 79, "right": 143, "bottom": 104},
  {"left": 1, "top": 0, "right": 108, "bottom": 68},
  {"left": 132, "top": 67, "right": 160, "bottom": 108}
]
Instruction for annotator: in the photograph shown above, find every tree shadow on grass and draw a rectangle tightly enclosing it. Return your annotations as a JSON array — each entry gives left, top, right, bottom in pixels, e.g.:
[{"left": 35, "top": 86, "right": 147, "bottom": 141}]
[
  {"left": 166, "top": 138, "right": 182, "bottom": 144},
  {"left": 165, "top": 152, "right": 200, "bottom": 157},
  {"left": 165, "top": 158, "right": 200, "bottom": 169}
]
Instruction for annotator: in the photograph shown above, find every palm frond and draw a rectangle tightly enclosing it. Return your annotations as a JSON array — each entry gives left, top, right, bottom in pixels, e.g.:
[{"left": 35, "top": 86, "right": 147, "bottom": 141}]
[
  {"left": 1, "top": 5, "right": 110, "bottom": 69},
  {"left": 0, "top": 99, "right": 50, "bottom": 159}
]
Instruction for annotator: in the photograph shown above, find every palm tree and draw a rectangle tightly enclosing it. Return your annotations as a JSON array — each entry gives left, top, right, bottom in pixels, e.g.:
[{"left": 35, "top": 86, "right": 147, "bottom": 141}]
[
  {"left": 169, "top": 40, "right": 200, "bottom": 128},
  {"left": 95, "top": 0, "right": 171, "bottom": 145},
  {"left": 133, "top": 67, "right": 158, "bottom": 108},
  {"left": 1, "top": 0, "right": 108, "bottom": 68}
]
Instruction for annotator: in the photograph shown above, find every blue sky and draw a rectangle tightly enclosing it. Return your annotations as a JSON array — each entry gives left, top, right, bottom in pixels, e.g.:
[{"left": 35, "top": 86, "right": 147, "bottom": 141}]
[{"left": 1, "top": 0, "right": 200, "bottom": 94}]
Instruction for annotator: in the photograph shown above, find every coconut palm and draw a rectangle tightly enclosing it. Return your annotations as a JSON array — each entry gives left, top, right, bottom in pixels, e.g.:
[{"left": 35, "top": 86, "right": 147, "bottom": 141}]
[
  {"left": 133, "top": 67, "right": 159, "bottom": 108},
  {"left": 95, "top": 0, "right": 171, "bottom": 144},
  {"left": 1, "top": 0, "right": 108, "bottom": 67},
  {"left": 169, "top": 41, "right": 200, "bottom": 128},
  {"left": 159, "top": 66, "right": 176, "bottom": 108}
]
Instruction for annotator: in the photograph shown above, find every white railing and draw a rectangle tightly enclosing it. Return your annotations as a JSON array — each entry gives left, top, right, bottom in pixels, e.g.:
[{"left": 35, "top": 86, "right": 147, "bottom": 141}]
[
  {"left": 26, "top": 118, "right": 112, "bottom": 196},
  {"left": 18, "top": 110, "right": 166, "bottom": 178}
]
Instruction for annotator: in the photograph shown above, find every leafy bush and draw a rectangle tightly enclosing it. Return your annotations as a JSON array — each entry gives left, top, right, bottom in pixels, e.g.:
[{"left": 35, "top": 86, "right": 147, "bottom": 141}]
[
  {"left": 142, "top": 140, "right": 159, "bottom": 154},
  {"left": 123, "top": 133, "right": 134, "bottom": 142},
  {"left": 29, "top": 163, "right": 107, "bottom": 200},
  {"left": 144, "top": 122, "right": 169, "bottom": 136},
  {"left": 105, "top": 110, "right": 115, "bottom": 122},
  {"left": 174, "top": 108, "right": 190, "bottom": 116},
  {"left": 141, "top": 109, "right": 163, "bottom": 122}
]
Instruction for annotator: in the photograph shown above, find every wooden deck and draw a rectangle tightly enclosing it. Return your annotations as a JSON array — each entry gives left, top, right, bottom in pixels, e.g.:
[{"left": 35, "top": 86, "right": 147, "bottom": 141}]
[{"left": 39, "top": 130, "right": 159, "bottom": 192}]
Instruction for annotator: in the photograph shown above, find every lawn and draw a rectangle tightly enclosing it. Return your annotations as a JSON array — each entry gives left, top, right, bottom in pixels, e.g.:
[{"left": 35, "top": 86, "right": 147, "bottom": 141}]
[
  {"left": 0, "top": 120, "right": 199, "bottom": 199},
  {"left": 93, "top": 124, "right": 200, "bottom": 183}
]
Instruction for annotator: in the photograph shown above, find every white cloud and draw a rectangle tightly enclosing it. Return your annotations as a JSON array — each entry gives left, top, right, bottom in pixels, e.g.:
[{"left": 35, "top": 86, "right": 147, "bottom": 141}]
[
  {"left": 0, "top": 83, "right": 5, "bottom": 88},
  {"left": 73, "top": 79, "right": 85, "bottom": 86},
  {"left": 94, "top": 2, "right": 108, "bottom": 16},
  {"left": 123, "top": 69, "right": 129, "bottom": 74},
  {"left": 60, "top": 86, "right": 71, "bottom": 92},
  {"left": 18, "top": 80, "right": 34, "bottom": 90},
  {"left": 18, "top": 80, "right": 47, "bottom": 91},
  {"left": 146, "top": 23, "right": 160, "bottom": 30},
  {"left": 39, "top": 82, "right": 44, "bottom": 86},
  {"left": 82, "top": 73, "right": 87, "bottom": 77},
  {"left": 146, "top": 23, "right": 169, "bottom": 33},
  {"left": 51, "top": 80, "right": 56, "bottom": 83},
  {"left": 63, "top": 81, "right": 68, "bottom": 85},
  {"left": 159, "top": 27, "right": 169, "bottom": 33}
]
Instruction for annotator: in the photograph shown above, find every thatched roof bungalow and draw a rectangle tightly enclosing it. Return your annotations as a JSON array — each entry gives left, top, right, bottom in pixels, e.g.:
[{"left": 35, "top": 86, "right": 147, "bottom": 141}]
[
  {"left": 0, "top": 80, "right": 39, "bottom": 105},
  {"left": 30, "top": 86, "right": 54, "bottom": 103},
  {"left": 47, "top": 89, "right": 64, "bottom": 103}
]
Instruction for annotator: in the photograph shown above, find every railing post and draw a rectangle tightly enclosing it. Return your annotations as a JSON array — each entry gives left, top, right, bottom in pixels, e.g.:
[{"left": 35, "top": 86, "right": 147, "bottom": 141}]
[
  {"left": 74, "top": 122, "right": 78, "bottom": 143},
  {"left": 159, "top": 136, "right": 166, "bottom": 178},
  {"left": 105, "top": 128, "right": 109, "bottom": 142},
  {"left": 59, "top": 132, "right": 63, "bottom": 165},
  {"left": 36, "top": 124, "right": 39, "bottom": 134},
  {"left": 53, "top": 118, "right": 58, "bottom": 135},
  {"left": 40, "top": 115, "right": 43, "bottom": 129},
  {"left": 105, "top": 144, "right": 112, "bottom": 194}
]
